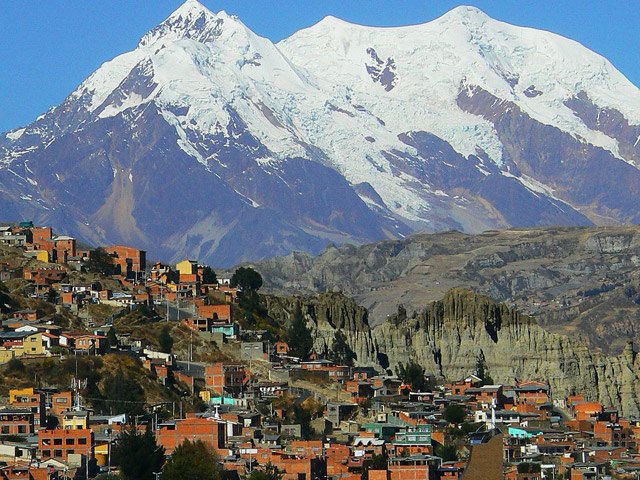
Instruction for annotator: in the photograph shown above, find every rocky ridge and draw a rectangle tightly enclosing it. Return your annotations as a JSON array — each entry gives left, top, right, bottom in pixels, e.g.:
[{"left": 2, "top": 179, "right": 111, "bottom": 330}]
[
  {"left": 254, "top": 226, "right": 640, "bottom": 354},
  {"left": 269, "top": 289, "right": 640, "bottom": 416}
]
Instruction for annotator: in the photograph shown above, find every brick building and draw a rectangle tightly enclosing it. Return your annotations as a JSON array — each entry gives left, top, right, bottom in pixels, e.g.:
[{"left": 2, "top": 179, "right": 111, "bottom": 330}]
[
  {"left": 104, "top": 246, "right": 146, "bottom": 280},
  {"left": 38, "top": 428, "right": 93, "bottom": 461},
  {"left": 50, "top": 392, "right": 72, "bottom": 417},
  {"left": 155, "top": 417, "right": 226, "bottom": 455},
  {"left": 0, "top": 409, "right": 36, "bottom": 435},
  {"left": 10, "top": 388, "right": 45, "bottom": 428},
  {"left": 198, "top": 304, "right": 232, "bottom": 323},
  {"left": 205, "top": 362, "right": 248, "bottom": 397}
]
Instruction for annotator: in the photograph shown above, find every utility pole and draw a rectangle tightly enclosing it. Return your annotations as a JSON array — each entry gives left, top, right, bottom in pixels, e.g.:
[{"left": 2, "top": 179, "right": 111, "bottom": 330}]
[
  {"left": 107, "top": 428, "right": 112, "bottom": 474},
  {"left": 165, "top": 287, "right": 169, "bottom": 323},
  {"left": 187, "top": 328, "right": 193, "bottom": 369}
]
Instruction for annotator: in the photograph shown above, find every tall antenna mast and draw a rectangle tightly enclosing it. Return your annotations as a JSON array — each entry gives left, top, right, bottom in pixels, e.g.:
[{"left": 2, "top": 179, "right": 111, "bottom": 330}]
[{"left": 72, "top": 359, "right": 86, "bottom": 411}]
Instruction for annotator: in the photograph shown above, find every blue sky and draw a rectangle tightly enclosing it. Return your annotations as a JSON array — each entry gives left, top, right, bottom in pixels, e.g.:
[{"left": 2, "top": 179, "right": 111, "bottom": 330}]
[{"left": 0, "top": 1, "right": 638, "bottom": 134}]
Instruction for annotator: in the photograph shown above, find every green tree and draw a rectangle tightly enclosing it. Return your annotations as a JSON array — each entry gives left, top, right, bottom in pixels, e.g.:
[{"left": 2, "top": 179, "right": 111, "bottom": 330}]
[
  {"left": 230, "top": 267, "right": 263, "bottom": 292},
  {"left": 202, "top": 266, "right": 217, "bottom": 285},
  {"left": 95, "top": 368, "right": 146, "bottom": 416},
  {"left": 370, "top": 453, "right": 388, "bottom": 470},
  {"left": 444, "top": 403, "right": 466, "bottom": 424},
  {"left": 162, "top": 439, "right": 220, "bottom": 480},
  {"left": 517, "top": 463, "right": 541, "bottom": 474},
  {"left": 112, "top": 427, "right": 165, "bottom": 480},
  {"left": 435, "top": 444, "right": 458, "bottom": 462},
  {"left": 397, "top": 361, "right": 428, "bottom": 391},
  {"left": 475, "top": 356, "right": 494, "bottom": 386},
  {"left": 329, "top": 330, "right": 355, "bottom": 366},
  {"left": 107, "top": 327, "right": 118, "bottom": 348},
  {"left": 87, "top": 247, "right": 115, "bottom": 275},
  {"left": 247, "top": 463, "right": 283, "bottom": 480},
  {"left": 47, "top": 288, "right": 59, "bottom": 304},
  {"left": 286, "top": 303, "right": 313, "bottom": 361},
  {"left": 159, "top": 325, "right": 174, "bottom": 354},
  {"left": 293, "top": 405, "right": 314, "bottom": 440}
]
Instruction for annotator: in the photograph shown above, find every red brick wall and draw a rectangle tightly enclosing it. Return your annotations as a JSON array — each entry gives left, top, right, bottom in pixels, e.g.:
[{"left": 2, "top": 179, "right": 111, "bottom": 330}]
[
  {"left": 156, "top": 418, "right": 226, "bottom": 455},
  {"left": 199, "top": 304, "right": 232, "bottom": 322},
  {"left": 38, "top": 428, "right": 92, "bottom": 460},
  {"left": 104, "top": 246, "right": 146, "bottom": 274}
]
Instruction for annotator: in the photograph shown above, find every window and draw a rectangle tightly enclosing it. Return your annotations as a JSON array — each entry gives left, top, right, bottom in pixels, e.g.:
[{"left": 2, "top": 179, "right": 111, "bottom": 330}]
[
  {"left": 78, "top": 438, "right": 87, "bottom": 445},
  {"left": 65, "top": 438, "right": 75, "bottom": 446},
  {"left": 1, "top": 426, "right": 8, "bottom": 434},
  {"left": 53, "top": 439, "right": 62, "bottom": 446},
  {"left": 54, "top": 450, "right": 63, "bottom": 458},
  {"left": 18, "top": 425, "right": 26, "bottom": 433}
]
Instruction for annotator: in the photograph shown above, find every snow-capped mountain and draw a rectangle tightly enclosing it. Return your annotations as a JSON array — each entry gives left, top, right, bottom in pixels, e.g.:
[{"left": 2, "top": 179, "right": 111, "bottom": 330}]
[{"left": 1, "top": 1, "right": 640, "bottom": 265}]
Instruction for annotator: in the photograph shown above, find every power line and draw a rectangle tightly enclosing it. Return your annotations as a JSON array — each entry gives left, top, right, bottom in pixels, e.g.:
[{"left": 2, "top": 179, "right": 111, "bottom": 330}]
[{"left": 82, "top": 396, "right": 166, "bottom": 405}]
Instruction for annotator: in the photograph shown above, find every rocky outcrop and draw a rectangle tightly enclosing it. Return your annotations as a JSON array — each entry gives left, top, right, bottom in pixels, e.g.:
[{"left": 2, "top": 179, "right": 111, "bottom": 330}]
[
  {"left": 366, "top": 290, "right": 640, "bottom": 416},
  {"left": 254, "top": 226, "right": 640, "bottom": 355},
  {"left": 269, "top": 289, "right": 640, "bottom": 416},
  {"left": 263, "top": 293, "right": 377, "bottom": 365}
]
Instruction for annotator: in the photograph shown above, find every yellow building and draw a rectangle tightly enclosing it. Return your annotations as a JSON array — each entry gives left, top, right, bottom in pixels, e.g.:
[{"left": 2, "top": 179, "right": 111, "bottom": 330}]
[
  {"left": 62, "top": 409, "right": 90, "bottom": 430},
  {"left": 35, "top": 251, "right": 50, "bottom": 263},
  {"left": 9, "top": 387, "right": 35, "bottom": 403},
  {"left": 4, "top": 332, "right": 43, "bottom": 357},
  {"left": 94, "top": 441, "right": 110, "bottom": 467},
  {"left": 0, "top": 349, "right": 15, "bottom": 364},
  {"left": 21, "top": 332, "right": 43, "bottom": 356},
  {"left": 176, "top": 259, "right": 198, "bottom": 276}
]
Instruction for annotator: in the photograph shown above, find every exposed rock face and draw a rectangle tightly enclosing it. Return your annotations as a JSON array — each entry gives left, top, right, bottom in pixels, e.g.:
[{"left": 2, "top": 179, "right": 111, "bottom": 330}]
[
  {"left": 368, "top": 290, "right": 640, "bottom": 417},
  {"left": 263, "top": 293, "right": 376, "bottom": 364},
  {"left": 254, "top": 226, "right": 640, "bottom": 354},
  {"left": 272, "top": 289, "right": 640, "bottom": 416},
  {"left": 565, "top": 91, "right": 640, "bottom": 167},
  {"left": 457, "top": 86, "right": 640, "bottom": 225}
]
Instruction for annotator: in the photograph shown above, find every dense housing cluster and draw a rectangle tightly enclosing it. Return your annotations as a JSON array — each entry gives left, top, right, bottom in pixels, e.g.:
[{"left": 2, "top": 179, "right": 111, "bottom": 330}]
[{"left": 0, "top": 223, "right": 635, "bottom": 480}]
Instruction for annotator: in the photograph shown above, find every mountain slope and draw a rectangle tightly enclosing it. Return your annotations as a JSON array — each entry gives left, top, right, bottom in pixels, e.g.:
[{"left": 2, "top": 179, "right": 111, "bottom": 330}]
[{"left": 1, "top": 1, "right": 640, "bottom": 264}]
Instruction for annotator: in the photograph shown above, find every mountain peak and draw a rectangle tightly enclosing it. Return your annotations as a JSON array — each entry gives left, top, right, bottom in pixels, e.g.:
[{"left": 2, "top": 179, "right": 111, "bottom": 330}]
[
  {"left": 139, "top": 0, "right": 231, "bottom": 47},
  {"left": 170, "top": 0, "right": 216, "bottom": 19},
  {"left": 317, "top": 15, "right": 349, "bottom": 26},
  {"left": 437, "top": 5, "right": 491, "bottom": 24}
]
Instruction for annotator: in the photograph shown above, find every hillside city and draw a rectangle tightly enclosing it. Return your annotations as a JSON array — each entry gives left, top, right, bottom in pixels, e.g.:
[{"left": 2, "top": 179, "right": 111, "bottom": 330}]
[{"left": 0, "top": 222, "right": 634, "bottom": 480}]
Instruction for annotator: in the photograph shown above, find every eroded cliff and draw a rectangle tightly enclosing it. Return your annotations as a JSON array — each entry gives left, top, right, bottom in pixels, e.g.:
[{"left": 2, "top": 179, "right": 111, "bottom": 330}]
[{"left": 267, "top": 289, "right": 640, "bottom": 416}]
